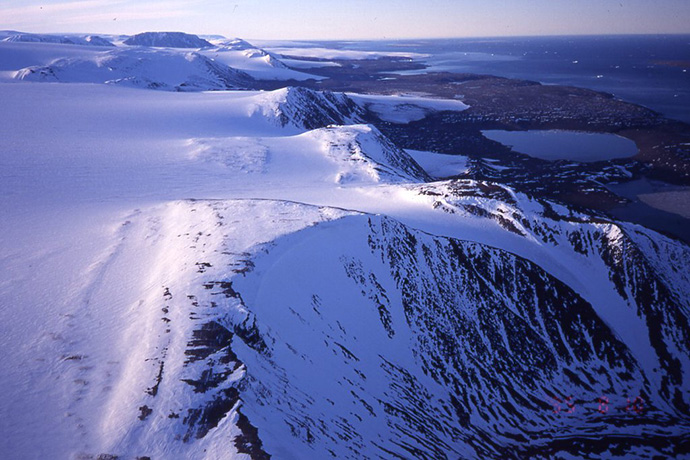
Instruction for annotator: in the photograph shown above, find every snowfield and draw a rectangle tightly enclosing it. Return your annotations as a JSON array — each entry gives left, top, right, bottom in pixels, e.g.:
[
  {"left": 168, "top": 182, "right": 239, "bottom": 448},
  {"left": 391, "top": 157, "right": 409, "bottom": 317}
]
[
  {"left": 1, "top": 34, "right": 689, "bottom": 459},
  {"left": 348, "top": 93, "right": 469, "bottom": 123},
  {"left": 264, "top": 46, "right": 428, "bottom": 61}
]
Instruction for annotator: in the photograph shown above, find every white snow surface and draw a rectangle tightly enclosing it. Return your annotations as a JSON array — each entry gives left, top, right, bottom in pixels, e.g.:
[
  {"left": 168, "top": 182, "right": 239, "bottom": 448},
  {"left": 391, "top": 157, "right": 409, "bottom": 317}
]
[
  {"left": 14, "top": 47, "right": 252, "bottom": 90},
  {"left": 123, "top": 31, "right": 213, "bottom": 48},
  {"left": 349, "top": 93, "right": 469, "bottom": 123},
  {"left": 1, "top": 39, "right": 688, "bottom": 459},
  {"left": 279, "top": 57, "right": 342, "bottom": 69},
  {"left": 2, "top": 32, "right": 114, "bottom": 47},
  {"left": 0, "top": 41, "right": 106, "bottom": 82},
  {"left": 406, "top": 149, "right": 471, "bottom": 178},
  {"left": 200, "top": 46, "right": 322, "bottom": 81},
  {"left": 265, "top": 46, "right": 428, "bottom": 60},
  {"left": 2, "top": 34, "right": 320, "bottom": 87}
]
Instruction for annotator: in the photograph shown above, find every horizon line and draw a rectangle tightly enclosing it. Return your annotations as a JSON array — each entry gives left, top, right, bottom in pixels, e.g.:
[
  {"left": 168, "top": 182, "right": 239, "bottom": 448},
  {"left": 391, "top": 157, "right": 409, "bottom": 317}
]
[{"left": 2, "top": 29, "right": 690, "bottom": 42}]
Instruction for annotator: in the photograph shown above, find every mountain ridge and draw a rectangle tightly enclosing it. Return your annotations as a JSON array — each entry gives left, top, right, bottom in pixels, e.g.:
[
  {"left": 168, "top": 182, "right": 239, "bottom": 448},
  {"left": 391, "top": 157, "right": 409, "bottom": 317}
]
[
  {"left": 123, "top": 31, "right": 214, "bottom": 49},
  {"left": 76, "top": 197, "right": 689, "bottom": 459}
]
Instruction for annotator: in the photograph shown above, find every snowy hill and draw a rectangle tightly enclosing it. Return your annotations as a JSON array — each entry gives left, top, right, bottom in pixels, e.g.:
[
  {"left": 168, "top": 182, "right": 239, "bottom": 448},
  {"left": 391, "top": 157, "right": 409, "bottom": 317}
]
[
  {"left": 123, "top": 31, "right": 213, "bottom": 48},
  {"left": 252, "top": 86, "right": 365, "bottom": 129},
  {"left": 202, "top": 42, "right": 321, "bottom": 81},
  {"left": 188, "top": 123, "right": 429, "bottom": 186},
  {"left": 2, "top": 32, "right": 114, "bottom": 47},
  {"left": 304, "top": 124, "right": 431, "bottom": 183},
  {"left": 116, "top": 198, "right": 685, "bottom": 459},
  {"left": 15, "top": 47, "right": 253, "bottom": 91},
  {"left": 85, "top": 35, "right": 116, "bottom": 47},
  {"left": 1, "top": 38, "right": 689, "bottom": 459},
  {"left": 6, "top": 33, "right": 319, "bottom": 86},
  {"left": 214, "top": 38, "right": 257, "bottom": 51},
  {"left": 17, "top": 194, "right": 684, "bottom": 459}
]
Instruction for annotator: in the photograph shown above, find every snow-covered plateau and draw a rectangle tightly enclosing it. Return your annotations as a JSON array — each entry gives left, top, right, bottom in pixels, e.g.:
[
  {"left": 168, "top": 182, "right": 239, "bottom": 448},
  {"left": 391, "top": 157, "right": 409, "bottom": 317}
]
[{"left": 0, "top": 33, "right": 688, "bottom": 460}]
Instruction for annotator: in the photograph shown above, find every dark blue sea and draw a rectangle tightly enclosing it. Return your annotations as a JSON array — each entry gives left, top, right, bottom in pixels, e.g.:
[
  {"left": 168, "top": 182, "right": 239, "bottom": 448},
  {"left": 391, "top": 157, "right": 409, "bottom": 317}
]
[{"left": 309, "top": 35, "right": 690, "bottom": 124}]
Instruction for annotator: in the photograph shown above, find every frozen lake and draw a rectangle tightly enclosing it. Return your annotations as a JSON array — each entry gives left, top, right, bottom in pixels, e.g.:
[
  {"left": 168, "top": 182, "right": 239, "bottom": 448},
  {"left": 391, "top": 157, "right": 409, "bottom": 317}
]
[{"left": 481, "top": 130, "right": 639, "bottom": 162}]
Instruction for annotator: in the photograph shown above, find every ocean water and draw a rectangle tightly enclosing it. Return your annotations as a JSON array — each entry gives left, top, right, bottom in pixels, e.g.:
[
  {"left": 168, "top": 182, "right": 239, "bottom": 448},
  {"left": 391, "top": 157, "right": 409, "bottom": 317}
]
[{"left": 308, "top": 35, "right": 690, "bottom": 124}]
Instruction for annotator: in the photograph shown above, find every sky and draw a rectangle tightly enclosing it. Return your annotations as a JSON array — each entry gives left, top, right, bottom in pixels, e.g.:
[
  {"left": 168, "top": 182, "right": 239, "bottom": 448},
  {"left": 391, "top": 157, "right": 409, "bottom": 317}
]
[{"left": 0, "top": 0, "right": 689, "bottom": 40}]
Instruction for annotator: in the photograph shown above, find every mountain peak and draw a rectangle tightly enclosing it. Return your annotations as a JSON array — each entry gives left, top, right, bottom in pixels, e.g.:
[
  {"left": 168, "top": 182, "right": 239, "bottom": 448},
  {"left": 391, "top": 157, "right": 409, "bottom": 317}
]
[
  {"left": 256, "top": 86, "right": 365, "bottom": 130},
  {"left": 123, "top": 31, "right": 213, "bottom": 49},
  {"left": 215, "top": 38, "right": 256, "bottom": 51}
]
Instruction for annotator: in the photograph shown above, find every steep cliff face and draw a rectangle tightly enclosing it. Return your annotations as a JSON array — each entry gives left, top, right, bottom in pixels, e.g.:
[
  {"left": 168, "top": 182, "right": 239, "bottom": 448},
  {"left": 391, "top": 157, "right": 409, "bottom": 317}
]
[
  {"left": 95, "top": 198, "right": 689, "bottom": 459},
  {"left": 231, "top": 210, "right": 690, "bottom": 459},
  {"left": 414, "top": 179, "right": 690, "bottom": 417}
]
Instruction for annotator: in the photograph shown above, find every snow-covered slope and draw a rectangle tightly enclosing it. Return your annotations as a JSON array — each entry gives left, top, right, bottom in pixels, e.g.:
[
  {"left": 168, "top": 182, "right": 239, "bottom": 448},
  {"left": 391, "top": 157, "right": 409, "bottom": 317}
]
[
  {"left": 304, "top": 124, "right": 430, "bottom": 183},
  {"left": 7, "top": 34, "right": 319, "bottom": 88},
  {"left": 251, "top": 86, "right": 365, "bottom": 129},
  {"left": 2, "top": 32, "right": 114, "bottom": 47},
  {"left": 183, "top": 202, "right": 689, "bottom": 459},
  {"left": 123, "top": 31, "right": 213, "bottom": 48},
  {"left": 202, "top": 42, "right": 321, "bottom": 81},
  {"left": 407, "top": 149, "right": 471, "bottom": 178},
  {"left": 187, "top": 123, "right": 429, "bottom": 186},
  {"left": 15, "top": 47, "right": 253, "bottom": 90},
  {"left": 24, "top": 197, "right": 686, "bottom": 459},
  {"left": 350, "top": 93, "right": 469, "bottom": 123},
  {"left": 1, "top": 40, "right": 689, "bottom": 460},
  {"left": 214, "top": 38, "right": 257, "bottom": 51},
  {"left": 265, "top": 46, "right": 428, "bottom": 61}
]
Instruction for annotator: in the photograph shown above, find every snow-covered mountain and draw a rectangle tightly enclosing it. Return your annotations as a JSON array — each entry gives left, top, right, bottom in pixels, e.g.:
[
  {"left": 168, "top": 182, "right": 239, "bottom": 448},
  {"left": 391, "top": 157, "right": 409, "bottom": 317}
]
[
  {"left": 215, "top": 38, "right": 258, "bottom": 51},
  {"left": 123, "top": 31, "right": 213, "bottom": 48},
  {"left": 186, "top": 122, "right": 428, "bottom": 185},
  {"left": 2, "top": 32, "right": 114, "bottom": 47},
  {"left": 15, "top": 47, "right": 253, "bottom": 90},
  {"left": 202, "top": 41, "right": 321, "bottom": 81},
  {"left": 7, "top": 31, "right": 321, "bottom": 87},
  {"left": 35, "top": 192, "right": 687, "bottom": 459},
  {"left": 252, "top": 86, "right": 365, "bottom": 129},
  {"left": 1, "top": 35, "right": 688, "bottom": 459},
  {"left": 86, "top": 35, "right": 116, "bottom": 47},
  {"left": 102, "top": 196, "right": 687, "bottom": 459}
]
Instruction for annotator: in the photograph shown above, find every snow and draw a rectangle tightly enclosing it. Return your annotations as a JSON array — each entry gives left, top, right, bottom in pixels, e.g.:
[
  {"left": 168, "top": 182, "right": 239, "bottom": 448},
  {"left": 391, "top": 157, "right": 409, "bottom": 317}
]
[
  {"left": 279, "top": 57, "right": 342, "bottom": 69},
  {"left": 15, "top": 47, "right": 252, "bottom": 90},
  {"left": 211, "top": 38, "right": 254, "bottom": 50},
  {"left": 123, "top": 31, "right": 213, "bottom": 48},
  {"left": 1, "top": 36, "right": 322, "bottom": 88},
  {"left": 406, "top": 149, "right": 471, "bottom": 178},
  {"left": 349, "top": 93, "right": 469, "bottom": 123},
  {"left": 200, "top": 47, "right": 322, "bottom": 81},
  {"left": 0, "top": 41, "right": 106, "bottom": 82},
  {"left": 265, "top": 46, "right": 428, "bottom": 61},
  {"left": 2, "top": 32, "right": 113, "bottom": 47}
]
